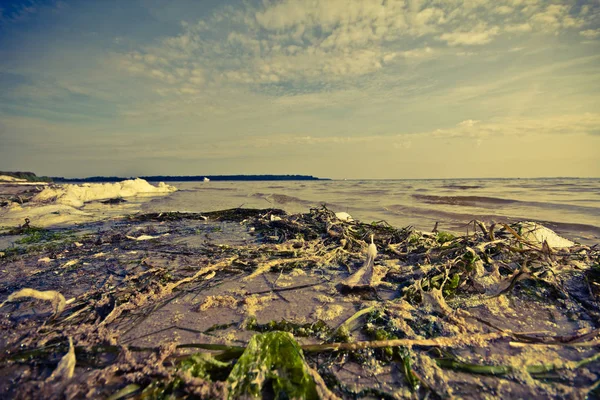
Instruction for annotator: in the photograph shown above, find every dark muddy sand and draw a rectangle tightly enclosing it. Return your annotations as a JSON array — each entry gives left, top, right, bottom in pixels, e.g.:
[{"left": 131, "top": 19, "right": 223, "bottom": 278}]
[{"left": 0, "top": 206, "right": 599, "bottom": 399}]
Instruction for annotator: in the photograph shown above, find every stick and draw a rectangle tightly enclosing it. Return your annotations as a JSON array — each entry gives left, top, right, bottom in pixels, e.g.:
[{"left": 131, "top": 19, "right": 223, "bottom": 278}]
[{"left": 301, "top": 332, "right": 507, "bottom": 352}]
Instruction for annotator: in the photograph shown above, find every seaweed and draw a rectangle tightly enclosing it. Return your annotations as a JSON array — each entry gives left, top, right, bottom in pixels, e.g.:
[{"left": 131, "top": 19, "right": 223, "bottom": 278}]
[
  {"left": 227, "top": 331, "right": 320, "bottom": 399},
  {"left": 0, "top": 205, "right": 598, "bottom": 399},
  {"left": 436, "top": 231, "right": 455, "bottom": 244},
  {"left": 246, "top": 317, "right": 332, "bottom": 339},
  {"left": 130, "top": 208, "right": 287, "bottom": 223},
  {"left": 139, "top": 352, "right": 232, "bottom": 398},
  {"left": 101, "top": 197, "right": 127, "bottom": 204},
  {"left": 3, "top": 223, "right": 74, "bottom": 244},
  {"left": 46, "top": 336, "right": 76, "bottom": 382},
  {"left": 360, "top": 309, "right": 422, "bottom": 391},
  {"left": 436, "top": 351, "right": 600, "bottom": 376},
  {"left": 0, "top": 288, "right": 66, "bottom": 318}
]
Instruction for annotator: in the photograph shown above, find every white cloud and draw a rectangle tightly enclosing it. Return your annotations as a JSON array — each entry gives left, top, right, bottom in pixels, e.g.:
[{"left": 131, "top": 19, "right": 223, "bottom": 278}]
[
  {"left": 423, "top": 113, "right": 600, "bottom": 140},
  {"left": 111, "top": 0, "right": 599, "bottom": 92},
  {"left": 504, "top": 23, "right": 532, "bottom": 33},
  {"left": 195, "top": 112, "right": 600, "bottom": 152},
  {"left": 494, "top": 5, "right": 514, "bottom": 15},
  {"left": 114, "top": 48, "right": 207, "bottom": 97},
  {"left": 401, "top": 46, "right": 435, "bottom": 59},
  {"left": 254, "top": 0, "right": 389, "bottom": 32},
  {"left": 529, "top": 4, "right": 584, "bottom": 33},
  {"left": 580, "top": 29, "right": 600, "bottom": 39},
  {"left": 439, "top": 25, "right": 500, "bottom": 46},
  {"left": 410, "top": 7, "right": 446, "bottom": 35},
  {"left": 458, "top": 119, "right": 480, "bottom": 127}
]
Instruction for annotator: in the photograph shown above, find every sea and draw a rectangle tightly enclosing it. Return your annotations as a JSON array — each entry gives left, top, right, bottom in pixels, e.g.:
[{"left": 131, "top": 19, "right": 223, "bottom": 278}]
[{"left": 137, "top": 178, "right": 600, "bottom": 246}]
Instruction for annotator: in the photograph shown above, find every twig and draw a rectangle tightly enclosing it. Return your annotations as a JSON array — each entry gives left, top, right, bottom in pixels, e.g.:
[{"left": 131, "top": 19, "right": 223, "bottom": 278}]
[
  {"left": 330, "top": 305, "right": 378, "bottom": 340},
  {"left": 301, "top": 332, "right": 507, "bottom": 352},
  {"left": 262, "top": 274, "right": 290, "bottom": 303}
]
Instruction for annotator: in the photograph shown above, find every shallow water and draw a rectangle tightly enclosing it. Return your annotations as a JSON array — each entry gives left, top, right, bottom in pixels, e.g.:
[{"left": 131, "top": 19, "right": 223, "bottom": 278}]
[{"left": 140, "top": 178, "right": 600, "bottom": 245}]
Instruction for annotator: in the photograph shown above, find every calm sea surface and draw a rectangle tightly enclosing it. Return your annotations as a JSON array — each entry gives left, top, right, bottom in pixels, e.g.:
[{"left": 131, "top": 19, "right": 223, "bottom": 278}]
[{"left": 140, "top": 178, "right": 600, "bottom": 245}]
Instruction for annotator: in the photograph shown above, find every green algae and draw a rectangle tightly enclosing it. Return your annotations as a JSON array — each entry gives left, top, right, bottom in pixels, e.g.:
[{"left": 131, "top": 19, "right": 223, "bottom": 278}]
[
  {"left": 226, "top": 331, "right": 319, "bottom": 399},
  {"left": 15, "top": 227, "right": 74, "bottom": 244},
  {"left": 437, "top": 351, "right": 600, "bottom": 376},
  {"left": 141, "top": 353, "right": 232, "bottom": 399},
  {"left": 436, "top": 231, "right": 455, "bottom": 244},
  {"left": 246, "top": 317, "right": 332, "bottom": 339}
]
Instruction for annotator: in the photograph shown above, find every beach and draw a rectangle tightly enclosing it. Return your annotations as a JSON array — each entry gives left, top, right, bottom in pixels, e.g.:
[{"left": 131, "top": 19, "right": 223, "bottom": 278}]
[
  {"left": 0, "top": 179, "right": 599, "bottom": 398},
  {"left": 4, "top": 0, "right": 600, "bottom": 396}
]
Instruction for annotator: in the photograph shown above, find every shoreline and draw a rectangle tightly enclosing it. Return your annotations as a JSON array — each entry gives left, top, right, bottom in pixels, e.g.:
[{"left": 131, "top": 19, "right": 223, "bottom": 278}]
[
  {"left": 1, "top": 179, "right": 599, "bottom": 247},
  {"left": 52, "top": 174, "right": 328, "bottom": 183}
]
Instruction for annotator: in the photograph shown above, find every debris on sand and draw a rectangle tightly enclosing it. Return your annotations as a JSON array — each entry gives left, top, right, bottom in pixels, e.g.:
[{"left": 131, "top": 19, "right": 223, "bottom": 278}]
[
  {"left": 0, "top": 206, "right": 598, "bottom": 398},
  {"left": 0, "top": 288, "right": 66, "bottom": 318},
  {"left": 518, "top": 221, "right": 575, "bottom": 248},
  {"left": 46, "top": 337, "right": 76, "bottom": 382},
  {"left": 340, "top": 233, "right": 377, "bottom": 290}
]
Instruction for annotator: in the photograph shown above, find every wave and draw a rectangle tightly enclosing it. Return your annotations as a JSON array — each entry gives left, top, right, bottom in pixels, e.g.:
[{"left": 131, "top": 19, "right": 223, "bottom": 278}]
[
  {"left": 502, "top": 182, "right": 599, "bottom": 192},
  {"left": 386, "top": 204, "right": 491, "bottom": 222},
  {"left": 349, "top": 189, "right": 391, "bottom": 196},
  {"left": 268, "top": 194, "right": 305, "bottom": 204},
  {"left": 441, "top": 184, "right": 484, "bottom": 190},
  {"left": 413, "top": 194, "right": 516, "bottom": 206},
  {"left": 249, "top": 192, "right": 313, "bottom": 206},
  {"left": 412, "top": 194, "right": 600, "bottom": 214},
  {"left": 199, "top": 187, "right": 238, "bottom": 191}
]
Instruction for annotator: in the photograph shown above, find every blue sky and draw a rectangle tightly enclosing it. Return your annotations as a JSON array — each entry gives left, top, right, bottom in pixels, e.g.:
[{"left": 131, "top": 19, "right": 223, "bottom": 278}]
[{"left": 0, "top": 0, "right": 599, "bottom": 179}]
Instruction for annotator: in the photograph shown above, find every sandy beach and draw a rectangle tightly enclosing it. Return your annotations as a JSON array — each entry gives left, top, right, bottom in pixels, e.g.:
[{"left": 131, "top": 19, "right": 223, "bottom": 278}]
[{"left": 1, "top": 180, "right": 599, "bottom": 398}]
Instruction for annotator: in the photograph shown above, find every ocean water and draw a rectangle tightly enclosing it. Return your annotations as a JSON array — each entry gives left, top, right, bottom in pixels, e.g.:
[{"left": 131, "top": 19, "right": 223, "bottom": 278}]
[{"left": 140, "top": 178, "right": 600, "bottom": 245}]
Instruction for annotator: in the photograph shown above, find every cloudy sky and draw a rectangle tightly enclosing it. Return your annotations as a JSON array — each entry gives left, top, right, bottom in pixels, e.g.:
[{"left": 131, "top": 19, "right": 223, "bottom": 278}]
[{"left": 0, "top": 0, "right": 599, "bottom": 179}]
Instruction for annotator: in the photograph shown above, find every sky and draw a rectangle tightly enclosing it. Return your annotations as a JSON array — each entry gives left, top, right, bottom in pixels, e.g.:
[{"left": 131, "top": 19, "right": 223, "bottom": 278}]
[{"left": 0, "top": 0, "right": 599, "bottom": 179}]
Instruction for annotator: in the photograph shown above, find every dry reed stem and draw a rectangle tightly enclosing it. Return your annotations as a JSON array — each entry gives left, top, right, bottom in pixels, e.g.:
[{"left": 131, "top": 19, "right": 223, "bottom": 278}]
[{"left": 301, "top": 332, "right": 508, "bottom": 352}]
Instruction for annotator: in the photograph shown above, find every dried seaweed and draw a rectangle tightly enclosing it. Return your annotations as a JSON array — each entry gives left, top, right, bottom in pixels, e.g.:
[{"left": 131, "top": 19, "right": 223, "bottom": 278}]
[
  {"left": 0, "top": 288, "right": 66, "bottom": 318},
  {"left": 46, "top": 337, "right": 75, "bottom": 382},
  {"left": 0, "top": 206, "right": 598, "bottom": 398}
]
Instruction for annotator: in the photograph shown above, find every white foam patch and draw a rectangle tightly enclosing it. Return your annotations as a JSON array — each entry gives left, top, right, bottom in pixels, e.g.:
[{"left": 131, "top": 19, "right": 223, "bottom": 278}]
[
  {"left": 520, "top": 222, "right": 575, "bottom": 248},
  {"left": 33, "top": 178, "right": 176, "bottom": 208},
  {"left": 0, "top": 179, "right": 177, "bottom": 227},
  {"left": 335, "top": 212, "right": 354, "bottom": 222}
]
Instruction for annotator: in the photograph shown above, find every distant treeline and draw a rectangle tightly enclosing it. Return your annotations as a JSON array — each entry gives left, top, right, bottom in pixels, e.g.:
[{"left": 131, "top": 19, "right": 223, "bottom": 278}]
[
  {"left": 0, "top": 171, "right": 53, "bottom": 182},
  {"left": 52, "top": 175, "right": 327, "bottom": 183}
]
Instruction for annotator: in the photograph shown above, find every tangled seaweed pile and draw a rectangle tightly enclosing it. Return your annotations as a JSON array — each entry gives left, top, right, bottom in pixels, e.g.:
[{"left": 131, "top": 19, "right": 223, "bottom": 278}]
[{"left": 0, "top": 206, "right": 599, "bottom": 399}]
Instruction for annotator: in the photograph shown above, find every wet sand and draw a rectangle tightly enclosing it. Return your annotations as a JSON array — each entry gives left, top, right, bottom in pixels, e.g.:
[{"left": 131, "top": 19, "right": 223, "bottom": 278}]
[{"left": 1, "top": 205, "right": 599, "bottom": 399}]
